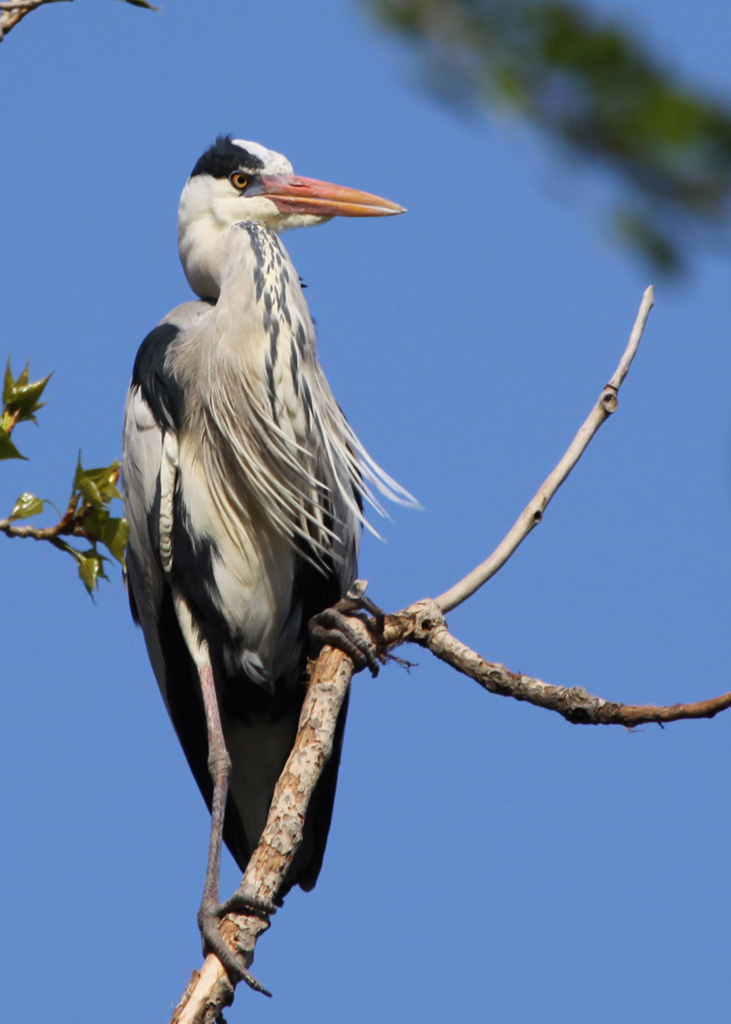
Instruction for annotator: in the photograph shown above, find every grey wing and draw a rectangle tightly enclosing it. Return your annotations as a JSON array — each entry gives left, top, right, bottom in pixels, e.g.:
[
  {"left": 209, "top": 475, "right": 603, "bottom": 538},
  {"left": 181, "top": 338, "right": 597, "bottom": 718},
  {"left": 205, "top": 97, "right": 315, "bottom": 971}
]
[
  {"left": 122, "top": 303, "right": 207, "bottom": 706},
  {"left": 123, "top": 317, "right": 255, "bottom": 873},
  {"left": 122, "top": 384, "right": 167, "bottom": 685},
  {"left": 123, "top": 387, "right": 213, "bottom": 833}
]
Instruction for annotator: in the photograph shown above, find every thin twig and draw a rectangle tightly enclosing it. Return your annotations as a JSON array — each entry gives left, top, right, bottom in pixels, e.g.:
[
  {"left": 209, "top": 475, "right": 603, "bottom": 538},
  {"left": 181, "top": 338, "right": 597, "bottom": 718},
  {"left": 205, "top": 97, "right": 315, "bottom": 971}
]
[
  {"left": 0, "top": 504, "right": 86, "bottom": 542},
  {"left": 434, "top": 286, "right": 654, "bottom": 614}
]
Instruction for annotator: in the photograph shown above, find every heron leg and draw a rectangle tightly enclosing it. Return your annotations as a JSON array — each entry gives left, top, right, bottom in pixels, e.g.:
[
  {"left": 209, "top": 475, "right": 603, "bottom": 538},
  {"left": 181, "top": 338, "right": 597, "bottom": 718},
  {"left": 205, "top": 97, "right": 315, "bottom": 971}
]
[
  {"left": 195, "top": 662, "right": 273, "bottom": 996},
  {"left": 309, "top": 579, "right": 384, "bottom": 676},
  {"left": 196, "top": 660, "right": 231, "bottom": 914},
  {"left": 174, "top": 595, "right": 272, "bottom": 996}
]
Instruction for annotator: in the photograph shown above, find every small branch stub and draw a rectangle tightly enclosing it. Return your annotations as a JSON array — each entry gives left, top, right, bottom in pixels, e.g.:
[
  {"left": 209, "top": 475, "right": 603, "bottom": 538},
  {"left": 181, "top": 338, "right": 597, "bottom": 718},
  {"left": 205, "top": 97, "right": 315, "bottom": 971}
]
[{"left": 601, "top": 384, "right": 619, "bottom": 414}]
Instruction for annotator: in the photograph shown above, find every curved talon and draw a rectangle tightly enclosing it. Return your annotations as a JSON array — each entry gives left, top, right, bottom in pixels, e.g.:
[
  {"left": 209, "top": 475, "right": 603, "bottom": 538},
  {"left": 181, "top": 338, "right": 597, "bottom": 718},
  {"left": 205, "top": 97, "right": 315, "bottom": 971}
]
[
  {"left": 198, "top": 900, "right": 272, "bottom": 997},
  {"left": 309, "top": 607, "right": 380, "bottom": 676},
  {"left": 309, "top": 582, "right": 386, "bottom": 677},
  {"left": 218, "top": 890, "right": 277, "bottom": 919}
]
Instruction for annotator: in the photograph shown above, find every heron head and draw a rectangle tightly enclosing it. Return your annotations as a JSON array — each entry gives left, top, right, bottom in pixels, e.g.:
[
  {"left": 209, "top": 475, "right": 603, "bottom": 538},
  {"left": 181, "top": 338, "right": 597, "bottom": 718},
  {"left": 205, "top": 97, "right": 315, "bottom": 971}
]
[{"left": 178, "top": 136, "right": 404, "bottom": 298}]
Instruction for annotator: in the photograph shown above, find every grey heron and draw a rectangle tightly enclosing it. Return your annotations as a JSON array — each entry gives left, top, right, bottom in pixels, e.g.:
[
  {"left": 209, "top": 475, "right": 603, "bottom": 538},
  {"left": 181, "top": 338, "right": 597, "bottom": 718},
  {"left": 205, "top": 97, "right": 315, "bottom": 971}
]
[{"left": 122, "top": 136, "right": 412, "bottom": 987}]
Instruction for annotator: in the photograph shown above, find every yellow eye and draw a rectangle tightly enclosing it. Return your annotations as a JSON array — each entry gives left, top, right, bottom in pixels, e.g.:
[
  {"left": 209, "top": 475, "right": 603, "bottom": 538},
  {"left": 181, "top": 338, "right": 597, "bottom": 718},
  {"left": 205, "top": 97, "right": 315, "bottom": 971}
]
[{"left": 230, "top": 172, "right": 250, "bottom": 191}]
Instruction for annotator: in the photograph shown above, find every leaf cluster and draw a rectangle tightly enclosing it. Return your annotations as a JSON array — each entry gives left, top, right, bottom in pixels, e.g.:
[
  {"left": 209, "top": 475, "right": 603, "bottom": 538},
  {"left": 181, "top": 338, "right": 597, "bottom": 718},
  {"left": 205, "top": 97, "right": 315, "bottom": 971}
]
[
  {"left": 2, "top": 358, "right": 128, "bottom": 595},
  {"left": 62, "top": 457, "right": 129, "bottom": 594},
  {"left": 0, "top": 358, "right": 51, "bottom": 460}
]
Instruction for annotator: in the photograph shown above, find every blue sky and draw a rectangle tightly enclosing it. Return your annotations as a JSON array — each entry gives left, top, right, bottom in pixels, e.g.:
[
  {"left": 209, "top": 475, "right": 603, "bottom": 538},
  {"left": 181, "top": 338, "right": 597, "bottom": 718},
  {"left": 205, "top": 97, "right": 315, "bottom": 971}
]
[{"left": 2, "top": 1, "right": 731, "bottom": 1021}]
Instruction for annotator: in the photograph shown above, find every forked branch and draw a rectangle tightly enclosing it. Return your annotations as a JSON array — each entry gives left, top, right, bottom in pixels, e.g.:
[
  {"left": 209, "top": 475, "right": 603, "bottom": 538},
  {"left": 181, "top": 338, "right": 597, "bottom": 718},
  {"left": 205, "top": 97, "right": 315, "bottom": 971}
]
[
  {"left": 169, "top": 288, "right": 731, "bottom": 1022},
  {"left": 171, "top": 608, "right": 731, "bottom": 1022}
]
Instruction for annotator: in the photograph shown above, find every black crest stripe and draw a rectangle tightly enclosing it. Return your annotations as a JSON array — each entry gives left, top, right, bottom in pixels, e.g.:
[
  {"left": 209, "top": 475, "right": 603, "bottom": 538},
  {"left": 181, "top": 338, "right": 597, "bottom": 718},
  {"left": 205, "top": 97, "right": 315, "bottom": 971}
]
[{"left": 191, "top": 135, "right": 265, "bottom": 179}]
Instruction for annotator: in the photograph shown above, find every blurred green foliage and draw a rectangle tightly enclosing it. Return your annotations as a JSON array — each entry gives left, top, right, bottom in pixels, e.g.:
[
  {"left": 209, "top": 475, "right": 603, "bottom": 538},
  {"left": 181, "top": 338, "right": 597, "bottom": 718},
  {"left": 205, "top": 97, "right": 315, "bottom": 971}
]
[
  {"left": 366, "top": 0, "right": 731, "bottom": 271},
  {"left": 1, "top": 359, "right": 128, "bottom": 595}
]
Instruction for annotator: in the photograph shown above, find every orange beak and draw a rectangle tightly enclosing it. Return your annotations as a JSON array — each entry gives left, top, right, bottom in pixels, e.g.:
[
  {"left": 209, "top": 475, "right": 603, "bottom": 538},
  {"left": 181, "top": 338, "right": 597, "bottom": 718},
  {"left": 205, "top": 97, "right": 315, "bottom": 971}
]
[{"left": 259, "top": 174, "right": 405, "bottom": 218}]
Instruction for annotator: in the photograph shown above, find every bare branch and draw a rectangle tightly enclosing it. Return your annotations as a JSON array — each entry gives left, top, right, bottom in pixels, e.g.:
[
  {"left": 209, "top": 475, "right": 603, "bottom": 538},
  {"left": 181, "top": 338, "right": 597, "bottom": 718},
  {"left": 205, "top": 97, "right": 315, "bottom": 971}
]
[
  {"left": 162, "top": 287, "right": 731, "bottom": 1019},
  {"left": 0, "top": 0, "right": 70, "bottom": 43},
  {"left": 0, "top": 511, "right": 79, "bottom": 542},
  {"left": 167, "top": 584, "right": 731, "bottom": 1019},
  {"left": 434, "top": 286, "right": 655, "bottom": 614},
  {"left": 398, "top": 600, "right": 731, "bottom": 726},
  {"left": 170, "top": 642, "right": 357, "bottom": 1024}
]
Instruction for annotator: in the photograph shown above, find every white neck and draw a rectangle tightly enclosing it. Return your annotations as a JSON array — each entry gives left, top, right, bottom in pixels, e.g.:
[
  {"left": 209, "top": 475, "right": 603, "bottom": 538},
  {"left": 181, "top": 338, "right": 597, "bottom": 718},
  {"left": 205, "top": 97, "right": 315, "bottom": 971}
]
[
  {"left": 178, "top": 176, "right": 233, "bottom": 299},
  {"left": 178, "top": 217, "right": 232, "bottom": 300}
]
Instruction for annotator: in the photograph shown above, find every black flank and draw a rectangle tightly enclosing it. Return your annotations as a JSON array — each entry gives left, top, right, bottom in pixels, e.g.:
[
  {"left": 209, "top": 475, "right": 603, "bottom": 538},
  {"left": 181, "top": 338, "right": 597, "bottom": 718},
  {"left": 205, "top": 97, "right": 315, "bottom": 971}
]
[{"left": 131, "top": 323, "right": 185, "bottom": 432}]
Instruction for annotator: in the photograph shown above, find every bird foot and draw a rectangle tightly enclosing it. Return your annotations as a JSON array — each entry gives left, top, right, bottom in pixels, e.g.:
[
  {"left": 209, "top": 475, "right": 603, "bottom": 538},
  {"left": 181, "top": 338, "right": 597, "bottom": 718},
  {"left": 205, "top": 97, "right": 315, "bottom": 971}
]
[
  {"left": 309, "top": 579, "right": 385, "bottom": 677},
  {"left": 198, "top": 891, "right": 275, "bottom": 997},
  {"left": 217, "top": 888, "right": 278, "bottom": 919}
]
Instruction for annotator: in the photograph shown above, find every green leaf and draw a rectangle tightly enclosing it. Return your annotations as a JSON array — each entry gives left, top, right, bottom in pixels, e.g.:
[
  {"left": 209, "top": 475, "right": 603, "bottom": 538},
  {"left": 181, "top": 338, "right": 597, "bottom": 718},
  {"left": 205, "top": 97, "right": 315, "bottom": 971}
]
[
  {"left": 84, "top": 508, "right": 130, "bottom": 567},
  {"left": 76, "top": 548, "right": 109, "bottom": 595},
  {"left": 3, "top": 358, "right": 52, "bottom": 424},
  {"left": 84, "top": 507, "right": 108, "bottom": 537},
  {"left": 53, "top": 539, "right": 108, "bottom": 595},
  {"left": 74, "top": 456, "right": 122, "bottom": 509},
  {"left": 0, "top": 427, "right": 27, "bottom": 461},
  {"left": 78, "top": 475, "right": 104, "bottom": 507},
  {"left": 9, "top": 492, "right": 44, "bottom": 520},
  {"left": 102, "top": 516, "right": 129, "bottom": 565},
  {"left": 3, "top": 360, "right": 14, "bottom": 406}
]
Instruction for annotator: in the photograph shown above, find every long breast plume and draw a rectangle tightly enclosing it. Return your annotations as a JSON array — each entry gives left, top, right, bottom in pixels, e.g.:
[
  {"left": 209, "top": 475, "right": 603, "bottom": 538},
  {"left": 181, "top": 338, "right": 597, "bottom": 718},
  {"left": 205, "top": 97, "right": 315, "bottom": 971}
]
[{"left": 174, "top": 223, "right": 418, "bottom": 568}]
